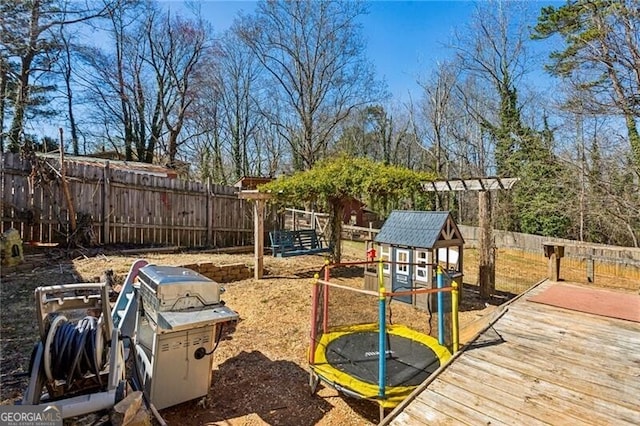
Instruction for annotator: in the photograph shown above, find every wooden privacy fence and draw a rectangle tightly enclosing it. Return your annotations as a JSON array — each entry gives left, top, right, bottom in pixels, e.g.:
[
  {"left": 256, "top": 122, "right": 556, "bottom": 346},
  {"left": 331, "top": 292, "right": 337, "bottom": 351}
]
[
  {"left": 284, "top": 208, "right": 640, "bottom": 289},
  {"left": 1, "top": 153, "right": 253, "bottom": 247},
  {"left": 458, "top": 224, "right": 640, "bottom": 268}
]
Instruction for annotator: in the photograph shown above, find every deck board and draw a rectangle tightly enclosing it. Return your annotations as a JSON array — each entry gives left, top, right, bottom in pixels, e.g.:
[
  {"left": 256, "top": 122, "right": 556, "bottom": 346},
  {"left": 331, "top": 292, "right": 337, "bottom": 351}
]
[
  {"left": 410, "top": 389, "right": 506, "bottom": 425},
  {"left": 488, "top": 320, "right": 639, "bottom": 380},
  {"left": 428, "top": 374, "right": 555, "bottom": 425},
  {"left": 492, "top": 310, "right": 640, "bottom": 356},
  {"left": 521, "top": 297, "right": 640, "bottom": 332},
  {"left": 474, "top": 344, "right": 638, "bottom": 410},
  {"left": 499, "top": 301, "right": 640, "bottom": 340},
  {"left": 467, "top": 325, "right": 640, "bottom": 408},
  {"left": 454, "top": 356, "right": 640, "bottom": 425},
  {"left": 384, "top": 280, "right": 640, "bottom": 425},
  {"left": 494, "top": 314, "right": 640, "bottom": 364},
  {"left": 401, "top": 400, "right": 471, "bottom": 426}
]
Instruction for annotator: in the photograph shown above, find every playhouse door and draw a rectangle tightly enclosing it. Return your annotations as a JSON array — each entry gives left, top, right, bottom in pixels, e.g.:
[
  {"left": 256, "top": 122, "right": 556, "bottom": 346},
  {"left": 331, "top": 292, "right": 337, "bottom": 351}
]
[{"left": 393, "top": 248, "right": 412, "bottom": 304}]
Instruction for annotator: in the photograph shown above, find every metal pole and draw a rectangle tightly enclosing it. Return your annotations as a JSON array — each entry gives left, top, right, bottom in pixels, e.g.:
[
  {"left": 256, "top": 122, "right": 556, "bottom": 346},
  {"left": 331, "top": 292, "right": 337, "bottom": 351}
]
[
  {"left": 309, "top": 274, "right": 320, "bottom": 364},
  {"left": 437, "top": 266, "right": 445, "bottom": 346},
  {"left": 378, "top": 259, "right": 386, "bottom": 400},
  {"left": 323, "top": 260, "right": 330, "bottom": 334},
  {"left": 452, "top": 280, "right": 459, "bottom": 353}
]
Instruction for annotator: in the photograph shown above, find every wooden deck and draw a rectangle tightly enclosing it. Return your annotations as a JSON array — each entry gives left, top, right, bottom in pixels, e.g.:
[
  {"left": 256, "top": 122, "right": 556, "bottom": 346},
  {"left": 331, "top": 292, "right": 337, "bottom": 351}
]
[{"left": 383, "top": 280, "right": 640, "bottom": 425}]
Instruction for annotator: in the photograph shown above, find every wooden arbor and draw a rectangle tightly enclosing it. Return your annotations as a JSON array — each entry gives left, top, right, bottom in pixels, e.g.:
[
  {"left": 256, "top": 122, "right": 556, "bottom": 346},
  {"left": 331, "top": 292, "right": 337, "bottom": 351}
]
[
  {"left": 421, "top": 178, "right": 518, "bottom": 298},
  {"left": 238, "top": 190, "right": 272, "bottom": 279}
]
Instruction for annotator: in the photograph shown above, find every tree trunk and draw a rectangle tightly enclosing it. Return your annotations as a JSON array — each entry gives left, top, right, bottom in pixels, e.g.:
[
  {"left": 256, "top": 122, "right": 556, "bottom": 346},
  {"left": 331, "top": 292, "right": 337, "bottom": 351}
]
[
  {"left": 61, "top": 30, "right": 80, "bottom": 155},
  {"left": 233, "top": 123, "right": 242, "bottom": 179},
  {"left": 8, "top": 2, "right": 40, "bottom": 151},
  {"left": 66, "top": 75, "right": 79, "bottom": 155},
  {"left": 624, "top": 114, "right": 640, "bottom": 174},
  {"left": 0, "top": 61, "right": 6, "bottom": 152},
  {"left": 8, "top": 62, "right": 31, "bottom": 151},
  {"left": 145, "top": 93, "right": 162, "bottom": 163},
  {"left": 478, "top": 190, "right": 495, "bottom": 299},
  {"left": 168, "top": 128, "right": 179, "bottom": 167}
]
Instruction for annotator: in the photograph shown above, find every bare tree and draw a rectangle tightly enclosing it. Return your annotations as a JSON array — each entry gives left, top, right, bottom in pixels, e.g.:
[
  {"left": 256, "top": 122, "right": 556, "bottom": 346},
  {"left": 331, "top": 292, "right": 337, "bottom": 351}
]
[
  {"left": 217, "top": 26, "right": 263, "bottom": 180},
  {"left": 449, "top": 74, "right": 494, "bottom": 177},
  {"left": 0, "top": 0, "right": 112, "bottom": 151},
  {"left": 58, "top": 27, "right": 80, "bottom": 154},
  {"left": 79, "top": 1, "right": 206, "bottom": 164},
  {"left": 418, "top": 61, "right": 460, "bottom": 176},
  {"left": 443, "top": 1, "right": 545, "bottom": 298},
  {"left": 238, "top": 0, "right": 379, "bottom": 170},
  {"left": 334, "top": 103, "right": 414, "bottom": 169},
  {"left": 183, "top": 52, "right": 226, "bottom": 183},
  {"left": 451, "top": 0, "right": 532, "bottom": 176},
  {"left": 147, "top": 10, "right": 208, "bottom": 167},
  {"left": 76, "top": 0, "right": 150, "bottom": 160}
]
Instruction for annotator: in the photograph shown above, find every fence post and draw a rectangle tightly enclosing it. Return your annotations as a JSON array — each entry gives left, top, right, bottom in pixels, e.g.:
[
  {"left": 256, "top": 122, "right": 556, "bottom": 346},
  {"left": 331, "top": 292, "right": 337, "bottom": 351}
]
[
  {"left": 478, "top": 190, "right": 495, "bottom": 298},
  {"left": 206, "top": 179, "right": 213, "bottom": 246},
  {"left": 587, "top": 249, "right": 595, "bottom": 283},
  {"left": 254, "top": 199, "right": 265, "bottom": 279},
  {"left": 102, "top": 161, "right": 110, "bottom": 245}
]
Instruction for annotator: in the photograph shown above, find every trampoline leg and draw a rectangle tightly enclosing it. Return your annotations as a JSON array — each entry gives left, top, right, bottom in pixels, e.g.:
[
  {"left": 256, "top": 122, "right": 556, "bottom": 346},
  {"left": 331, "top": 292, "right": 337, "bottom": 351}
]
[
  {"left": 379, "top": 405, "right": 385, "bottom": 424},
  {"left": 309, "top": 371, "right": 319, "bottom": 395}
]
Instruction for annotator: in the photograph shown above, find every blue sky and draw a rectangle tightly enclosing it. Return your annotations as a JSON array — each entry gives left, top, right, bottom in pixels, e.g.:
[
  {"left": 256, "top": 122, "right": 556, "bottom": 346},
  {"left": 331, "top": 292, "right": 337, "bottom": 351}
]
[
  {"left": 179, "top": 0, "right": 560, "bottom": 103},
  {"left": 359, "top": 1, "right": 475, "bottom": 102},
  {"left": 186, "top": 1, "right": 472, "bottom": 102}
]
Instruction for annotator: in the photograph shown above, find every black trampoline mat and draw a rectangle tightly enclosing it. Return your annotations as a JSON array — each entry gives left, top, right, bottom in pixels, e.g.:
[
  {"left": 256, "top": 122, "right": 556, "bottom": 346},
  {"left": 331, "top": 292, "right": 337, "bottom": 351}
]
[{"left": 325, "top": 331, "right": 442, "bottom": 387}]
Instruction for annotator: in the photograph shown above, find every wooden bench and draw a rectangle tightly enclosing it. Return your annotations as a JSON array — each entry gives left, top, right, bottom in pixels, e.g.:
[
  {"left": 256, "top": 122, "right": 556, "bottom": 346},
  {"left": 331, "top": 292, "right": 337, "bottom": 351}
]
[{"left": 269, "top": 229, "right": 332, "bottom": 258}]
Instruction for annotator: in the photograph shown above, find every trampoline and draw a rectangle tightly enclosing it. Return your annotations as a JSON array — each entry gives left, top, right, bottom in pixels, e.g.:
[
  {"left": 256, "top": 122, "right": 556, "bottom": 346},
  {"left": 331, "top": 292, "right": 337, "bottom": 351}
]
[
  {"left": 310, "top": 323, "right": 451, "bottom": 407},
  {"left": 308, "top": 260, "right": 459, "bottom": 410}
]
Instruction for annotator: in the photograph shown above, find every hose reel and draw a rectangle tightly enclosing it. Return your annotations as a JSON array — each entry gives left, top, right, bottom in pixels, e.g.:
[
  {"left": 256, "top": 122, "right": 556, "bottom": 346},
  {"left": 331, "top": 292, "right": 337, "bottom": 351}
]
[
  {"left": 23, "top": 283, "right": 126, "bottom": 414},
  {"left": 43, "top": 315, "right": 106, "bottom": 388}
]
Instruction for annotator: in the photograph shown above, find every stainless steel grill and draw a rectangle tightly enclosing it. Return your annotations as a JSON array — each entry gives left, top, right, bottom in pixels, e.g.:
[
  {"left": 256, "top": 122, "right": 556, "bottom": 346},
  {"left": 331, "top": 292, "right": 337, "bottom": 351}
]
[{"left": 134, "top": 265, "right": 238, "bottom": 409}]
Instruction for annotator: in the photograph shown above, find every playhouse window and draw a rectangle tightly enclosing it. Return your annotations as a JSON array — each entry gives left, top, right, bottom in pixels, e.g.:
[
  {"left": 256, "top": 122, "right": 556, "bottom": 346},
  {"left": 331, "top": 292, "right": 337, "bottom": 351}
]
[
  {"left": 396, "top": 249, "right": 409, "bottom": 275},
  {"left": 437, "top": 247, "right": 460, "bottom": 271},
  {"left": 380, "top": 245, "right": 390, "bottom": 273},
  {"left": 416, "top": 250, "right": 429, "bottom": 282}
]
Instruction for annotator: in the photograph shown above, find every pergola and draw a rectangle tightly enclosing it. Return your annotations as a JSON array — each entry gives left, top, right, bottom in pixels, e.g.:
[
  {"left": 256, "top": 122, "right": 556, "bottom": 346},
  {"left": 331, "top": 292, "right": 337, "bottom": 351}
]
[
  {"left": 421, "top": 177, "right": 518, "bottom": 298},
  {"left": 240, "top": 177, "right": 520, "bottom": 287},
  {"left": 238, "top": 190, "right": 273, "bottom": 279}
]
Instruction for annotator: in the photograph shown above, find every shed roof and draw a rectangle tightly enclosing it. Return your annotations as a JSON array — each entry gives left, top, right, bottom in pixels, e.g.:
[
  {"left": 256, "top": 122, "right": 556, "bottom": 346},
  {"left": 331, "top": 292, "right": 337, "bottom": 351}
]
[
  {"left": 233, "top": 176, "right": 274, "bottom": 190},
  {"left": 374, "top": 210, "right": 464, "bottom": 249},
  {"left": 39, "top": 152, "right": 180, "bottom": 178}
]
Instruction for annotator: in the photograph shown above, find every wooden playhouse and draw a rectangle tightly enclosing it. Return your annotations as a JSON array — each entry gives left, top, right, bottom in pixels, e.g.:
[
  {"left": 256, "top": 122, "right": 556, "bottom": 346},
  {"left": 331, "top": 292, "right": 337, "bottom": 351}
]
[{"left": 365, "top": 210, "right": 464, "bottom": 311}]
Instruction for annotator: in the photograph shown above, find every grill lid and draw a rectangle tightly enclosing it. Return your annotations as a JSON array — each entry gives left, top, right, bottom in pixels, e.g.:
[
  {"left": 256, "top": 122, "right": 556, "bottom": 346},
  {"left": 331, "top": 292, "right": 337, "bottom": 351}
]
[
  {"left": 138, "top": 265, "right": 211, "bottom": 290},
  {"left": 137, "top": 265, "right": 222, "bottom": 322}
]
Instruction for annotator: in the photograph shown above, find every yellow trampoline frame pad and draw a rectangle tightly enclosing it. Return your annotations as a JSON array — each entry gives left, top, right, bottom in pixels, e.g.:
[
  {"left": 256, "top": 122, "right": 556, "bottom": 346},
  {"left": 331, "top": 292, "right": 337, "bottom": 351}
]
[{"left": 310, "top": 323, "right": 451, "bottom": 408}]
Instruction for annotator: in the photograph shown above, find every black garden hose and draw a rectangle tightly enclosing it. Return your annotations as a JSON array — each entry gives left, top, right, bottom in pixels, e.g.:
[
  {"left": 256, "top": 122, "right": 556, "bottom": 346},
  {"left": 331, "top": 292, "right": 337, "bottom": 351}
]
[{"left": 47, "top": 316, "right": 104, "bottom": 388}]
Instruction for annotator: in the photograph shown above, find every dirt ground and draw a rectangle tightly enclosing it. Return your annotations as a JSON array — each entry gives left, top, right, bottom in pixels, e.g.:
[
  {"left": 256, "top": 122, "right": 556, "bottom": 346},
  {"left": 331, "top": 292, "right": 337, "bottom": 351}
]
[{"left": 1, "top": 244, "right": 500, "bottom": 425}]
